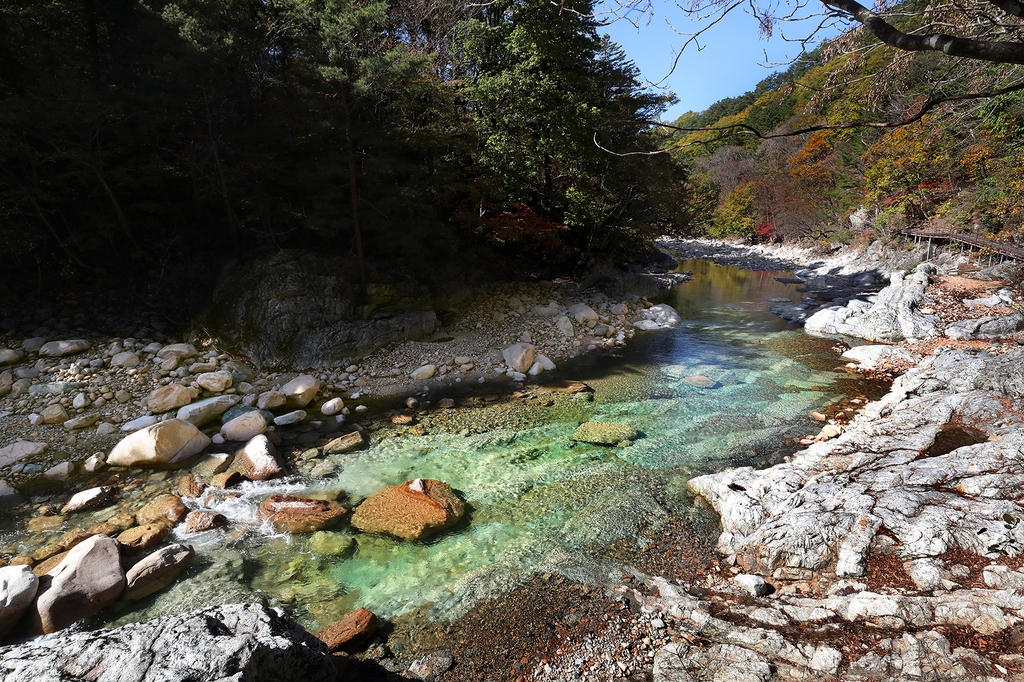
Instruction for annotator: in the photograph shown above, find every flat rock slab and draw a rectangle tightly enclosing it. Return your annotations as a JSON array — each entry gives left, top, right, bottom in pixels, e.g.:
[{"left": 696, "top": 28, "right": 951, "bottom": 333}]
[
  {"left": 689, "top": 347, "right": 1024, "bottom": 583},
  {"left": 0, "top": 603, "right": 336, "bottom": 682}
]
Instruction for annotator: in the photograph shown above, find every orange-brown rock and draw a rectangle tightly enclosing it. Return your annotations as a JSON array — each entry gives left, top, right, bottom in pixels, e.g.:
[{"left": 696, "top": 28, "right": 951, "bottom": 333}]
[
  {"left": 314, "top": 607, "right": 379, "bottom": 653},
  {"left": 185, "top": 510, "right": 228, "bottom": 533},
  {"left": 136, "top": 494, "right": 188, "bottom": 527},
  {"left": 178, "top": 474, "right": 207, "bottom": 498},
  {"left": 350, "top": 479, "right": 464, "bottom": 541},
  {"left": 58, "top": 528, "right": 92, "bottom": 551},
  {"left": 117, "top": 523, "right": 170, "bottom": 554},
  {"left": 26, "top": 515, "right": 65, "bottom": 532},
  {"left": 32, "top": 544, "right": 65, "bottom": 562},
  {"left": 32, "top": 551, "right": 68, "bottom": 577},
  {"left": 258, "top": 494, "right": 348, "bottom": 533}
]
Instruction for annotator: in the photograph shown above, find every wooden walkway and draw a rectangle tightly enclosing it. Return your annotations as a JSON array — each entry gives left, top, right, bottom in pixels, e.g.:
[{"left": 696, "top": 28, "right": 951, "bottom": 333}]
[{"left": 900, "top": 228, "right": 1024, "bottom": 263}]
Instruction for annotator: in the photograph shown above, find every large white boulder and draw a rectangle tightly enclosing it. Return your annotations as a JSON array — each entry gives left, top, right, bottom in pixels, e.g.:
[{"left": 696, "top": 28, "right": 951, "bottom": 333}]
[
  {"left": 107, "top": 419, "right": 211, "bottom": 469},
  {"left": 0, "top": 565, "right": 39, "bottom": 637},
  {"left": 27, "top": 535, "right": 125, "bottom": 634},
  {"left": 280, "top": 374, "right": 321, "bottom": 407}
]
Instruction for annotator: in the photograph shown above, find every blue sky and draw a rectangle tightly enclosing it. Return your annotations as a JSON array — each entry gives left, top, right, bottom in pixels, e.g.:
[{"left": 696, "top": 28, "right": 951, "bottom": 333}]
[{"left": 600, "top": 5, "right": 841, "bottom": 121}]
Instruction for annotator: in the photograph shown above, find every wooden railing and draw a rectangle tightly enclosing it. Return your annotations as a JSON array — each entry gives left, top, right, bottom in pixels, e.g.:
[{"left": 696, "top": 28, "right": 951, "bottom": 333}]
[{"left": 900, "top": 227, "right": 1024, "bottom": 262}]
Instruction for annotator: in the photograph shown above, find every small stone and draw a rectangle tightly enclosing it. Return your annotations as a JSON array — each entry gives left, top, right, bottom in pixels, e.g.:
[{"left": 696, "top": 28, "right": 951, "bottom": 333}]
[
  {"left": 147, "top": 384, "right": 192, "bottom": 414},
  {"left": 273, "top": 410, "right": 306, "bottom": 426},
  {"left": 257, "top": 390, "right": 287, "bottom": 411},
  {"left": 408, "top": 651, "right": 454, "bottom": 682},
  {"left": 121, "top": 415, "right": 159, "bottom": 432},
  {"left": 571, "top": 422, "right": 638, "bottom": 446},
  {"left": 72, "top": 392, "right": 89, "bottom": 409},
  {"left": 411, "top": 365, "right": 436, "bottom": 380},
  {"left": 734, "top": 573, "right": 773, "bottom": 597},
  {"left": 320, "top": 398, "right": 344, "bottom": 416},
  {"left": 438, "top": 398, "right": 455, "bottom": 409},
  {"left": 44, "top": 463, "right": 73, "bottom": 480},
  {"left": 61, "top": 486, "right": 113, "bottom": 514},
  {"left": 682, "top": 375, "right": 718, "bottom": 389},
  {"left": 40, "top": 403, "right": 69, "bottom": 425},
  {"left": 323, "top": 431, "right": 365, "bottom": 454},
  {"left": 314, "top": 608, "right": 379, "bottom": 653},
  {"left": 64, "top": 413, "right": 100, "bottom": 430},
  {"left": 156, "top": 343, "right": 197, "bottom": 360},
  {"left": 95, "top": 422, "right": 116, "bottom": 436},
  {"left": 83, "top": 453, "right": 106, "bottom": 472},
  {"left": 211, "top": 471, "right": 243, "bottom": 489},
  {"left": 405, "top": 397, "right": 419, "bottom": 409},
  {"left": 110, "top": 352, "right": 140, "bottom": 368},
  {"left": 178, "top": 474, "right": 206, "bottom": 498}
]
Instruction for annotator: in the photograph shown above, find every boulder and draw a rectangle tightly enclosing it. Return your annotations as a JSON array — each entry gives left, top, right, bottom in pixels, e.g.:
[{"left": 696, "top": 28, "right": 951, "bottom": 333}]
[
  {"left": 123, "top": 543, "right": 195, "bottom": 600},
  {"left": 40, "top": 403, "right": 69, "bottom": 425},
  {"left": 235, "top": 434, "right": 284, "bottom": 481},
  {"left": 501, "top": 343, "right": 536, "bottom": 374},
  {"left": 555, "top": 316, "right": 574, "bottom": 337},
  {"left": 26, "top": 535, "right": 125, "bottom": 635},
  {"left": 148, "top": 384, "right": 193, "bottom": 414},
  {"left": 258, "top": 494, "right": 348, "bottom": 533},
  {"left": 280, "top": 374, "right": 320, "bottom": 408},
  {"left": 0, "top": 440, "right": 46, "bottom": 467},
  {"left": 734, "top": 574, "right": 773, "bottom": 597},
  {"left": 176, "top": 394, "right": 240, "bottom": 427},
  {"left": 258, "top": 390, "right": 287, "bottom": 410},
  {"left": 196, "top": 371, "right": 232, "bottom": 393},
  {"left": 61, "top": 486, "right": 113, "bottom": 514},
  {"left": 408, "top": 651, "right": 454, "bottom": 682},
  {"left": 111, "top": 351, "right": 140, "bottom": 368},
  {"left": 273, "top": 410, "right": 306, "bottom": 426},
  {"left": 107, "top": 419, "right": 211, "bottom": 469},
  {"left": 568, "top": 303, "right": 599, "bottom": 324},
  {"left": 0, "top": 370, "right": 12, "bottom": 397},
  {"left": 221, "top": 411, "right": 267, "bottom": 442},
  {"left": 571, "top": 422, "right": 638, "bottom": 446},
  {"left": 642, "top": 303, "right": 682, "bottom": 328},
  {"left": 314, "top": 607, "right": 379, "bottom": 653},
  {"left": 156, "top": 343, "right": 197, "bottom": 360},
  {"left": 0, "top": 603, "right": 336, "bottom": 681},
  {"left": 136, "top": 494, "right": 188, "bottom": 527},
  {"left": 38, "top": 339, "right": 89, "bottom": 357},
  {"left": 350, "top": 479, "right": 464, "bottom": 541},
  {"left": 117, "top": 523, "right": 171, "bottom": 555},
  {"left": 0, "top": 565, "right": 39, "bottom": 638},
  {"left": 323, "top": 430, "right": 365, "bottom": 454},
  {"left": 945, "top": 312, "right": 1024, "bottom": 340},
  {"left": 185, "top": 511, "right": 228, "bottom": 533},
  {"left": 0, "top": 349, "right": 19, "bottom": 366},
  {"left": 320, "top": 398, "right": 344, "bottom": 416}
]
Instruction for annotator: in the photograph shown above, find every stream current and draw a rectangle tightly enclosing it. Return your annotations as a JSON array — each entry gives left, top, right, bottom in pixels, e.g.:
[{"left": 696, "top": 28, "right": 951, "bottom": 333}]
[{"left": 8, "top": 259, "right": 874, "bottom": 633}]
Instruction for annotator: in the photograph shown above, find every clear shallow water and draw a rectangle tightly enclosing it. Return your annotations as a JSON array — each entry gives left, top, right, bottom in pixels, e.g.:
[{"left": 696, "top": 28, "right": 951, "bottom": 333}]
[{"left": 103, "top": 259, "right": 855, "bottom": 630}]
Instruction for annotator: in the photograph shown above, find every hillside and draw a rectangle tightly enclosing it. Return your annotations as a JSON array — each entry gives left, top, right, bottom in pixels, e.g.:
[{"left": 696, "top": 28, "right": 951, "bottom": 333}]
[{"left": 665, "top": 26, "right": 1024, "bottom": 246}]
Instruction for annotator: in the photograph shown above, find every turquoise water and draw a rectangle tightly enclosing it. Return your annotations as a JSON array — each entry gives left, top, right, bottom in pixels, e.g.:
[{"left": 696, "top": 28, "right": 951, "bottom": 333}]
[{"left": 109, "top": 259, "right": 854, "bottom": 630}]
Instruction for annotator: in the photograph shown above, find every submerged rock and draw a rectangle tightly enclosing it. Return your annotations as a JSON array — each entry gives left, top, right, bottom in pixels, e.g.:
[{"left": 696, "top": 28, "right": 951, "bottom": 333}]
[
  {"left": 571, "top": 422, "right": 638, "bottom": 446},
  {"left": 258, "top": 494, "right": 348, "bottom": 533},
  {"left": 351, "top": 479, "right": 464, "bottom": 541},
  {"left": 123, "top": 543, "right": 195, "bottom": 601},
  {"left": 0, "top": 603, "right": 336, "bottom": 681}
]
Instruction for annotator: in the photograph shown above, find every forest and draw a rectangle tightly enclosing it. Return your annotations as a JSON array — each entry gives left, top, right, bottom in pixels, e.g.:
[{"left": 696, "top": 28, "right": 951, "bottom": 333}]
[
  {"left": 667, "top": 20, "right": 1024, "bottom": 245},
  {"left": 0, "top": 0, "right": 691, "bottom": 303},
  {"left": 3, "top": 0, "right": 1024, "bottom": 305}
]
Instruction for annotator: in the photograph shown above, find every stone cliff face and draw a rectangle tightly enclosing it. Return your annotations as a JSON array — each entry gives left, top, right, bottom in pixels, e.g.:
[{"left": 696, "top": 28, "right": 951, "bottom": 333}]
[{"left": 205, "top": 250, "right": 437, "bottom": 368}]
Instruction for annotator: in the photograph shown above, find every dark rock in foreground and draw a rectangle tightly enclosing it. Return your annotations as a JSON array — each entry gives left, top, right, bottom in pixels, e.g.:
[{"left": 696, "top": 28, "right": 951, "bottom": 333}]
[{"left": 0, "top": 603, "right": 335, "bottom": 682}]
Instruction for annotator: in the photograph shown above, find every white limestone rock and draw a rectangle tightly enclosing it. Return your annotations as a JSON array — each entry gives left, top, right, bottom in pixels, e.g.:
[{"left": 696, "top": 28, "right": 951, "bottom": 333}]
[
  {"left": 221, "top": 411, "right": 267, "bottom": 442},
  {"left": 108, "top": 419, "right": 211, "bottom": 469},
  {"left": 176, "top": 395, "right": 240, "bottom": 427},
  {"left": 280, "top": 374, "right": 320, "bottom": 407},
  {"left": 501, "top": 343, "right": 535, "bottom": 374},
  {"left": 0, "top": 440, "right": 46, "bottom": 467}
]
